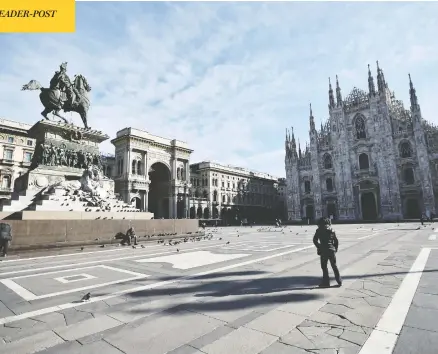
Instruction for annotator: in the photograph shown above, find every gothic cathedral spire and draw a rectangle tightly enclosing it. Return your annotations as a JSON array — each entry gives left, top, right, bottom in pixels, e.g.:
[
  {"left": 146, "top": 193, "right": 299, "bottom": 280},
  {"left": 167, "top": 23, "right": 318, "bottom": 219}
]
[
  {"left": 309, "top": 103, "right": 315, "bottom": 131},
  {"left": 368, "top": 64, "right": 376, "bottom": 96},
  {"left": 376, "top": 61, "right": 386, "bottom": 94},
  {"left": 335, "top": 75, "right": 342, "bottom": 106},
  {"left": 328, "top": 77, "right": 335, "bottom": 109},
  {"left": 409, "top": 73, "right": 419, "bottom": 110}
]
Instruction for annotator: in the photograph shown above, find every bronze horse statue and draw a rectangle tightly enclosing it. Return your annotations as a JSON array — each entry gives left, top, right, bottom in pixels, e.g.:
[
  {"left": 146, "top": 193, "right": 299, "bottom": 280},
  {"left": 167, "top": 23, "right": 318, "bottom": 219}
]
[{"left": 21, "top": 74, "right": 91, "bottom": 129}]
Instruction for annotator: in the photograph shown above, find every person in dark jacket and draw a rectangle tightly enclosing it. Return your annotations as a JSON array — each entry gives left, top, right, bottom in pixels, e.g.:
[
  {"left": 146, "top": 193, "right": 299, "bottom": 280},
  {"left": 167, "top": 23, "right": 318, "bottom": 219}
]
[
  {"left": 313, "top": 217, "right": 342, "bottom": 287},
  {"left": 121, "top": 227, "right": 138, "bottom": 246},
  {"left": 0, "top": 222, "right": 12, "bottom": 257}
]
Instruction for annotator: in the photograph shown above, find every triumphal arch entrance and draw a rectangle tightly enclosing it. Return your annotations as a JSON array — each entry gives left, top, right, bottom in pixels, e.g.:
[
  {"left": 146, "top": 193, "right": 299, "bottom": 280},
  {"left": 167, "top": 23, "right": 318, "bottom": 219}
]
[{"left": 110, "top": 128, "right": 192, "bottom": 219}]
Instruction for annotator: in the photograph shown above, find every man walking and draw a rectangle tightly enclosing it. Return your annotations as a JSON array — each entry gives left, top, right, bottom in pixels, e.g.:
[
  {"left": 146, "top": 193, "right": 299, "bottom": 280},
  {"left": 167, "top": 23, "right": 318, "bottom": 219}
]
[
  {"left": 313, "top": 217, "right": 342, "bottom": 288},
  {"left": 0, "top": 222, "right": 12, "bottom": 258}
]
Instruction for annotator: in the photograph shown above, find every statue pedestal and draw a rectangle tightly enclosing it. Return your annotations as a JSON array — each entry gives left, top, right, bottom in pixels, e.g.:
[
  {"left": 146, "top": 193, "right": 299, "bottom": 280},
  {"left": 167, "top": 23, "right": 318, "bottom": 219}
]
[
  {"left": 14, "top": 120, "right": 110, "bottom": 192},
  {"left": 0, "top": 120, "right": 148, "bottom": 219}
]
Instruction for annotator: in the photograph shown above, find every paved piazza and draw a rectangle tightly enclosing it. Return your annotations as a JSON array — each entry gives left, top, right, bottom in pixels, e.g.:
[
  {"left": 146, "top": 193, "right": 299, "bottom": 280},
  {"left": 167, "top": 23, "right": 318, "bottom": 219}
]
[{"left": 0, "top": 223, "right": 437, "bottom": 354}]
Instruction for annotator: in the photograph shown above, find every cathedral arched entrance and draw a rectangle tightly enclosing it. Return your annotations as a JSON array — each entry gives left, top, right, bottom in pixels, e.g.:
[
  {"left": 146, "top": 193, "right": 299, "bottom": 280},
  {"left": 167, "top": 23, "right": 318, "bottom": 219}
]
[
  {"left": 405, "top": 198, "right": 420, "bottom": 219},
  {"left": 361, "top": 192, "right": 378, "bottom": 220},
  {"left": 148, "top": 162, "right": 171, "bottom": 219}
]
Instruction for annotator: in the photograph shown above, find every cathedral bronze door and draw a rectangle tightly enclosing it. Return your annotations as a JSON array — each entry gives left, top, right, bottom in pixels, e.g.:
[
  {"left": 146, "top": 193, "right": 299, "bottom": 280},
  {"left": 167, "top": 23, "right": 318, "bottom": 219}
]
[
  {"left": 361, "top": 192, "right": 378, "bottom": 220},
  {"left": 305, "top": 205, "right": 315, "bottom": 221},
  {"left": 327, "top": 203, "right": 336, "bottom": 219},
  {"left": 405, "top": 198, "right": 420, "bottom": 219}
]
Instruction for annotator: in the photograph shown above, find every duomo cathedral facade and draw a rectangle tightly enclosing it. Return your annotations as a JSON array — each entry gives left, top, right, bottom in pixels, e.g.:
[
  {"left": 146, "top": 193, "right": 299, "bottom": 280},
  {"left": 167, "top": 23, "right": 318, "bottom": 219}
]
[{"left": 285, "top": 62, "right": 438, "bottom": 221}]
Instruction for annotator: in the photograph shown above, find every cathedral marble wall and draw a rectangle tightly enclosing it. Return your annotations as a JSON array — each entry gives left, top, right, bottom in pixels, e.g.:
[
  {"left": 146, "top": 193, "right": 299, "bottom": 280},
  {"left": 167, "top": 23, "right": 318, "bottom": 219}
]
[{"left": 285, "top": 65, "right": 438, "bottom": 221}]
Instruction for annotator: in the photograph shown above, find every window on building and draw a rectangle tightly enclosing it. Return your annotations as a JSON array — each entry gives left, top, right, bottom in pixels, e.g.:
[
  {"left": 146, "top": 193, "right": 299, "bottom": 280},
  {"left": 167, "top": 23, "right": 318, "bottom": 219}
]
[
  {"left": 117, "top": 158, "right": 123, "bottom": 175},
  {"left": 27, "top": 140, "right": 33, "bottom": 147},
  {"left": 23, "top": 152, "right": 32, "bottom": 162},
  {"left": 400, "top": 141, "right": 413, "bottom": 158},
  {"left": 107, "top": 166, "right": 112, "bottom": 177},
  {"left": 222, "top": 181, "right": 224, "bottom": 187},
  {"left": 359, "top": 153, "right": 369, "bottom": 169},
  {"left": 203, "top": 190, "right": 208, "bottom": 199},
  {"left": 326, "top": 178, "right": 333, "bottom": 192},
  {"left": 355, "top": 116, "right": 367, "bottom": 139},
  {"left": 404, "top": 167, "right": 415, "bottom": 185},
  {"left": 131, "top": 160, "right": 136, "bottom": 174},
  {"left": 222, "top": 195, "right": 225, "bottom": 203},
  {"left": 304, "top": 181, "right": 311, "bottom": 193},
  {"left": 7, "top": 137, "right": 14, "bottom": 144},
  {"left": 3, "top": 149, "right": 13, "bottom": 160},
  {"left": 137, "top": 161, "right": 142, "bottom": 175},
  {"left": 227, "top": 182, "right": 230, "bottom": 188},
  {"left": 323, "top": 154, "right": 333, "bottom": 169},
  {"left": 1, "top": 176, "right": 11, "bottom": 189},
  {"left": 213, "top": 190, "right": 218, "bottom": 202}
]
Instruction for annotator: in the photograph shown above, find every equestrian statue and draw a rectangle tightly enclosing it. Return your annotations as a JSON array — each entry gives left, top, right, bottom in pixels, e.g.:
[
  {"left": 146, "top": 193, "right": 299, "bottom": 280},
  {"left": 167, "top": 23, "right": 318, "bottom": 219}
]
[{"left": 21, "top": 62, "right": 92, "bottom": 129}]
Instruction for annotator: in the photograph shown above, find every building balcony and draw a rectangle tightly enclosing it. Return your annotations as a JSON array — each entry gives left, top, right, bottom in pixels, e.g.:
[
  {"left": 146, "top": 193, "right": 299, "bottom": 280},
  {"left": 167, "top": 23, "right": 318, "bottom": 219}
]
[
  {"left": 21, "top": 161, "right": 31, "bottom": 167},
  {"left": 0, "top": 187, "right": 12, "bottom": 193}
]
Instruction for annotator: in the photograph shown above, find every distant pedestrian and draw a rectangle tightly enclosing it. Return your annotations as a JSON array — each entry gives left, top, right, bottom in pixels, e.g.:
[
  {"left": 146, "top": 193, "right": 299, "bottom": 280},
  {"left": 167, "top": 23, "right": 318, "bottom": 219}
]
[
  {"left": 122, "top": 227, "right": 138, "bottom": 246},
  {"left": 0, "top": 222, "right": 12, "bottom": 257},
  {"left": 313, "top": 217, "right": 342, "bottom": 288}
]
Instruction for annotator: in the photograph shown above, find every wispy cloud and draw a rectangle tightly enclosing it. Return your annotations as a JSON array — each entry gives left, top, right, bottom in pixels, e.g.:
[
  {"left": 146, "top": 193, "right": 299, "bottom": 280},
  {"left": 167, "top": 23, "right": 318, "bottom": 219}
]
[{"left": 0, "top": 2, "right": 437, "bottom": 177}]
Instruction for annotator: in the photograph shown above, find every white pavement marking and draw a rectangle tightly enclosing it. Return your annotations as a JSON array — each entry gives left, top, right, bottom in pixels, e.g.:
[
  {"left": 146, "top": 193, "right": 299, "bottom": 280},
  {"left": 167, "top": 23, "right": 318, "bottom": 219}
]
[
  {"left": 54, "top": 273, "right": 97, "bottom": 284},
  {"left": 0, "top": 265, "right": 149, "bottom": 301},
  {"left": 221, "top": 244, "right": 296, "bottom": 252},
  {"left": 0, "top": 244, "right": 314, "bottom": 325},
  {"left": 358, "top": 247, "right": 431, "bottom": 354},
  {"left": 0, "top": 278, "right": 37, "bottom": 302},
  {"left": 428, "top": 235, "right": 436, "bottom": 241},
  {"left": 136, "top": 251, "right": 249, "bottom": 269},
  {"left": 0, "top": 242, "right": 242, "bottom": 276},
  {"left": 0, "top": 247, "right": 131, "bottom": 263}
]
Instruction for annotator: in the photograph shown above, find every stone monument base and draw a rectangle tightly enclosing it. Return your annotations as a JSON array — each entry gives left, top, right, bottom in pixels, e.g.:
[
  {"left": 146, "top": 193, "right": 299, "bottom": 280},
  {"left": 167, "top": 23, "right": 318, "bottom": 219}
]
[{"left": 0, "top": 120, "right": 149, "bottom": 219}]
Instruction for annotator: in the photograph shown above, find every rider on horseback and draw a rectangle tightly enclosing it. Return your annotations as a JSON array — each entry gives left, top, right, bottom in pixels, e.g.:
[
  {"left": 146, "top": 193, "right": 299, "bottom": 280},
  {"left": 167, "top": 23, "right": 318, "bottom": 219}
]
[{"left": 49, "top": 62, "right": 78, "bottom": 107}]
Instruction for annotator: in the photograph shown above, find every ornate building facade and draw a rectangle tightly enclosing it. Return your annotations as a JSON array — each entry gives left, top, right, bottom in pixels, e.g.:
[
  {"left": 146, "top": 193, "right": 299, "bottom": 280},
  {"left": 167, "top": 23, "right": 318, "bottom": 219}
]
[
  {"left": 0, "top": 119, "right": 35, "bottom": 203},
  {"left": 189, "top": 161, "right": 280, "bottom": 223},
  {"left": 285, "top": 63, "right": 438, "bottom": 221},
  {"left": 108, "top": 127, "right": 192, "bottom": 219}
]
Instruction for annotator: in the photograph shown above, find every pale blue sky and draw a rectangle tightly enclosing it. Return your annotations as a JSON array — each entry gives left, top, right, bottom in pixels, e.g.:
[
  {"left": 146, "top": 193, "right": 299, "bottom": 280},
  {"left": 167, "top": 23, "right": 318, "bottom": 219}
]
[{"left": 1, "top": 2, "right": 438, "bottom": 177}]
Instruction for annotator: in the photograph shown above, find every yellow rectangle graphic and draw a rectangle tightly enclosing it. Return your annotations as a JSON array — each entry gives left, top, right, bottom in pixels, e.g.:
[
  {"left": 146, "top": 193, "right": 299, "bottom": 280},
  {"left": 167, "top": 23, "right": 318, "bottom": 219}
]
[{"left": 0, "top": 0, "right": 75, "bottom": 33}]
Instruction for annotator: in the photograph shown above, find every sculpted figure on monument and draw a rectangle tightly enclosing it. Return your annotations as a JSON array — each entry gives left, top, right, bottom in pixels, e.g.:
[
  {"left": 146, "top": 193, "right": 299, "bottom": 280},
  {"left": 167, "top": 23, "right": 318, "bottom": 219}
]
[
  {"left": 49, "top": 144, "right": 57, "bottom": 166},
  {"left": 86, "top": 152, "right": 93, "bottom": 167},
  {"left": 21, "top": 62, "right": 92, "bottom": 129}
]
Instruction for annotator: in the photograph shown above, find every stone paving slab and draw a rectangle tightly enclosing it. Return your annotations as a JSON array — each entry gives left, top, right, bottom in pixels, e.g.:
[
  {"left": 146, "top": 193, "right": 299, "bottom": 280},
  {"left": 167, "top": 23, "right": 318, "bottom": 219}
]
[
  {"left": 54, "top": 315, "right": 123, "bottom": 341},
  {"left": 200, "top": 326, "right": 277, "bottom": 354},
  {"left": 104, "top": 310, "right": 225, "bottom": 353}
]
